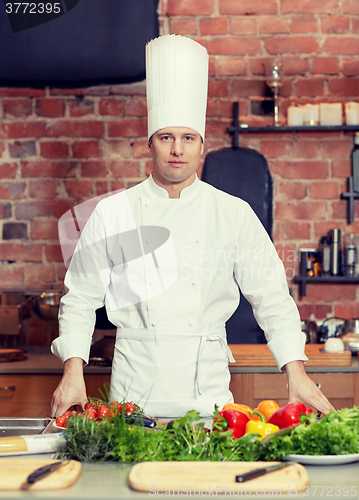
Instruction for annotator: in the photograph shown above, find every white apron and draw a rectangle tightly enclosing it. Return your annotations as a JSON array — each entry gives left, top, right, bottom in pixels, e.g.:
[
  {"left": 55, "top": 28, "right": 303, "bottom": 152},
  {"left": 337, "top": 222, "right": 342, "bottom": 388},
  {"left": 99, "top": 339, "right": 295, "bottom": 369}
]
[{"left": 110, "top": 323, "right": 235, "bottom": 417}]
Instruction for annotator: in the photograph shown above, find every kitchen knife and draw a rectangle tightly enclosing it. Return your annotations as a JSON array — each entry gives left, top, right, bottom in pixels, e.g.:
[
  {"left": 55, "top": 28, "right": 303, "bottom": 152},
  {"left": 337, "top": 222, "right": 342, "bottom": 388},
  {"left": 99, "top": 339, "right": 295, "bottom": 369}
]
[
  {"left": 125, "top": 412, "right": 156, "bottom": 428},
  {"left": 261, "top": 425, "right": 296, "bottom": 445},
  {"left": 235, "top": 462, "right": 294, "bottom": 483},
  {"left": 26, "top": 461, "right": 66, "bottom": 484}
]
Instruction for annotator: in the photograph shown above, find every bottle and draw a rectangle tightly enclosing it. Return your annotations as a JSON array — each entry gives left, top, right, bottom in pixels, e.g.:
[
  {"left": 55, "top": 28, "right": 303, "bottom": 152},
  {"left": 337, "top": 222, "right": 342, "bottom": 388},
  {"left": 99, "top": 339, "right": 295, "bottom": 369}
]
[
  {"left": 306, "top": 251, "right": 316, "bottom": 277},
  {"left": 355, "top": 235, "right": 359, "bottom": 276},
  {"left": 344, "top": 233, "right": 356, "bottom": 276},
  {"left": 320, "top": 236, "right": 331, "bottom": 276},
  {"left": 329, "top": 229, "right": 341, "bottom": 276},
  {"left": 353, "top": 132, "right": 359, "bottom": 192}
]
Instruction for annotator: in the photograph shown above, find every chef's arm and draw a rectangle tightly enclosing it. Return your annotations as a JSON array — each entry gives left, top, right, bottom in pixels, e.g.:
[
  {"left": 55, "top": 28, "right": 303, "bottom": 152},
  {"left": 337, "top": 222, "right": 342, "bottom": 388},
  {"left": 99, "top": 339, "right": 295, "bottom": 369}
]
[
  {"left": 284, "top": 360, "right": 334, "bottom": 415},
  {"left": 50, "top": 357, "right": 87, "bottom": 418}
]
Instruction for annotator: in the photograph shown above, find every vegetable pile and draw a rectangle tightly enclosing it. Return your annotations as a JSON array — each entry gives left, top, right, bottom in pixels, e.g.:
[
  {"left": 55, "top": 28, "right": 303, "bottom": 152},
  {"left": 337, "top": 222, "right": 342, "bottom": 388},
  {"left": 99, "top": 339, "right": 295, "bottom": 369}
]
[
  {"left": 58, "top": 408, "right": 261, "bottom": 463},
  {"left": 55, "top": 400, "right": 359, "bottom": 463},
  {"left": 263, "top": 406, "right": 359, "bottom": 460},
  {"left": 55, "top": 401, "right": 137, "bottom": 428}
]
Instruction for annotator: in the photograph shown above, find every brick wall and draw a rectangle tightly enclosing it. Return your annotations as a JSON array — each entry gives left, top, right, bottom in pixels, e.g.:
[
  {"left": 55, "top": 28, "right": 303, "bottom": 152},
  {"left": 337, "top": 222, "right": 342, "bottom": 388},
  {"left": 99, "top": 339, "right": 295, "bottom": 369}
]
[{"left": 1, "top": 0, "right": 359, "bottom": 344}]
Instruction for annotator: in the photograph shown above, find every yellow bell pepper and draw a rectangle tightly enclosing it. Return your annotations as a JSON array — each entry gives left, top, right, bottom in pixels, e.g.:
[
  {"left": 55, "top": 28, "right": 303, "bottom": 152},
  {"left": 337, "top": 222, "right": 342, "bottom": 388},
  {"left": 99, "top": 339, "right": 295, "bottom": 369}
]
[
  {"left": 245, "top": 420, "right": 279, "bottom": 440},
  {"left": 245, "top": 410, "right": 279, "bottom": 441}
]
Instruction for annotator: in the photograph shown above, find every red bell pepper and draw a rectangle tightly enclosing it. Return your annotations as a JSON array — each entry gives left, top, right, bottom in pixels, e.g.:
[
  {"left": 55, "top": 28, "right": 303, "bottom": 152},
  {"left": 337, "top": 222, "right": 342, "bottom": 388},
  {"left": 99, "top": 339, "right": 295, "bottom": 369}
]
[
  {"left": 213, "top": 409, "right": 249, "bottom": 439},
  {"left": 268, "top": 402, "right": 313, "bottom": 429}
]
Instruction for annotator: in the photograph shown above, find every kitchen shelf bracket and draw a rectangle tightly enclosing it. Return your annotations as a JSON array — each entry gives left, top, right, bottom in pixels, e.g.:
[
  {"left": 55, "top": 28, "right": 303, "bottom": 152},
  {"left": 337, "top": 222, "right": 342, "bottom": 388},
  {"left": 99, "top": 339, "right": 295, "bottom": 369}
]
[{"left": 341, "top": 176, "right": 359, "bottom": 224}]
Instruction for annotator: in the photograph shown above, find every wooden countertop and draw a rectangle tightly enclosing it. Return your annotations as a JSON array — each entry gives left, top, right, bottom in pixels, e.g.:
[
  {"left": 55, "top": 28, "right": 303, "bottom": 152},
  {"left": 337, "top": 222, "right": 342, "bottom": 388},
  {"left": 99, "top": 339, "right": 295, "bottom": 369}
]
[{"left": 229, "top": 343, "right": 353, "bottom": 367}]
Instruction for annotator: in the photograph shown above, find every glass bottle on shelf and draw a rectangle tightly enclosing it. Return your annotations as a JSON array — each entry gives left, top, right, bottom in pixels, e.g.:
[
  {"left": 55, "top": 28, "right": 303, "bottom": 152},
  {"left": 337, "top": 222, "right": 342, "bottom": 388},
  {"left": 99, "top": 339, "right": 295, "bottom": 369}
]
[
  {"left": 344, "top": 233, "right": 356, "bottom": 276},
  {"left": 319, "top": 236, "right": 331, "bottom": 276},
  {"left": 266, "top": 57, "right": 282, "bottom": 127}
]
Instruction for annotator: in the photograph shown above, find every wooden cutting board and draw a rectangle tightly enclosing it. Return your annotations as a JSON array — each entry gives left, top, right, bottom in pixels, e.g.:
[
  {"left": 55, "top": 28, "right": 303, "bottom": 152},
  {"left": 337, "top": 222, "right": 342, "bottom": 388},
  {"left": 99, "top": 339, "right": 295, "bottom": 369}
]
[
  {"left": 128, "top": 461, "right": 309, "bottom": 494},
  {"left": 0, "top": 459, "right": 81, "bottom": 490},
  {"left": 0, "top": 348, "right": 27, "bottom": 363},
  {"left": 228, "top": 344, "right": 352, "bottom": 367}
]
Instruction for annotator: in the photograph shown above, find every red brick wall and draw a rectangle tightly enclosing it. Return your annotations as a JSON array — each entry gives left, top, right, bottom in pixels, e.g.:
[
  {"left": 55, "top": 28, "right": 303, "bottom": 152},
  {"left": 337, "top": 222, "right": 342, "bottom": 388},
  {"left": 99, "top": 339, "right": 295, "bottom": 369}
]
[{"left": 1, "top": 0, "right": 359, "bottom": 339}]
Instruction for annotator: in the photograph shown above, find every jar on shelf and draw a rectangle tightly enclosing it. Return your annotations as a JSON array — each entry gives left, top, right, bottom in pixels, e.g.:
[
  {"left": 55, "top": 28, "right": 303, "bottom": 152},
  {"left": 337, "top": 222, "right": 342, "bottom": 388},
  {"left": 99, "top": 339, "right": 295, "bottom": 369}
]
[
  {"left": 344, "top": 233, "right": 356, "bottom": 277},
  {"left": 300, "top": 248, "right": 317, "bottom": 277}
]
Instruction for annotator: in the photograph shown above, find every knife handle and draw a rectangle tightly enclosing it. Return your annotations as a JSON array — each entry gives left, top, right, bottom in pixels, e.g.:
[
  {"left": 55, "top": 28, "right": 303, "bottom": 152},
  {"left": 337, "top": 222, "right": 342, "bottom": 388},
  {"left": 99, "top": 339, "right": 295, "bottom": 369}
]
[
  {"left": 27, "top": 462, "right": 63, "bottom": 484},
  {"left": 236, "top": 468, "right": 267, "bottom": 483},
  {"left": 125, "top": 412, "right": 156, "bottom": 428}
]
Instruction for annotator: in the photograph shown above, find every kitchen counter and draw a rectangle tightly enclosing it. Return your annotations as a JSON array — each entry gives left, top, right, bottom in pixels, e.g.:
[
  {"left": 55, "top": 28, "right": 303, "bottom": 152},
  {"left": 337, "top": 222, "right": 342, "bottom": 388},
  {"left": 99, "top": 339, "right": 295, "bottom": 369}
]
[
  {"left": 0, "top": 457, "right": 358, "bottom": 500},
  {"left": 0, "top": 348, "right": 112, "bottom": 375},
  {"left": 1, "top": 346, "right": 358, "bottom": 416},
  {"left": 0, "top": 346, "right": 358, "bottom": 375}
]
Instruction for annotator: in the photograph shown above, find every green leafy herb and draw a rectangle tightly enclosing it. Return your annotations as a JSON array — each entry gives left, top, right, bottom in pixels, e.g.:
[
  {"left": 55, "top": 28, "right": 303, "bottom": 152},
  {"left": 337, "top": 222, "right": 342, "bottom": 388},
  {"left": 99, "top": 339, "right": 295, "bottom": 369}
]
[{"left": 59, "top": 409, "right": 261, "bottom": 463}]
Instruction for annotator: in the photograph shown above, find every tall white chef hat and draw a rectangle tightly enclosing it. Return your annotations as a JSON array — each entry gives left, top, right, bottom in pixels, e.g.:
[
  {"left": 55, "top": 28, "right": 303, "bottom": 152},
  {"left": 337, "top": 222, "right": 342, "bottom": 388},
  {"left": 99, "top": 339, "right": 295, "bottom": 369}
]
[{"left": 146, "top": 34, "right": 209, "bottom": 141}]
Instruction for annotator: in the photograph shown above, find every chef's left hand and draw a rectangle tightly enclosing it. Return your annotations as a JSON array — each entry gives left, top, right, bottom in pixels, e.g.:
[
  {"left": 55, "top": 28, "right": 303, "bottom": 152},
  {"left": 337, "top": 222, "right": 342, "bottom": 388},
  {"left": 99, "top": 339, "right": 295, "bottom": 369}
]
[{"left": 284, "top": 360, "right": 335, "bottom": 415}]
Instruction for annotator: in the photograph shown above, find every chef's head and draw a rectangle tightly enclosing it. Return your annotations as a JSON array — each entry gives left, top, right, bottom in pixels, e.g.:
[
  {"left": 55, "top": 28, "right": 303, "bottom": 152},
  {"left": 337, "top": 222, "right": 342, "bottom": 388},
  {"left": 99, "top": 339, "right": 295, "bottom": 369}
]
[{"left": 145, "top": 34, "right": 209, "bottom": 143}]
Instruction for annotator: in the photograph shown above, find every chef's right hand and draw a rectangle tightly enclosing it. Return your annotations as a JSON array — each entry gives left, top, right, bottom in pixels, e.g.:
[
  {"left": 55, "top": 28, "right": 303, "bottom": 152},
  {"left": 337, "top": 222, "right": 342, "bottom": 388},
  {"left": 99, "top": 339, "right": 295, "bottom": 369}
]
[{"left": 51, "top": 357, "right": 88, "bottom": 418}]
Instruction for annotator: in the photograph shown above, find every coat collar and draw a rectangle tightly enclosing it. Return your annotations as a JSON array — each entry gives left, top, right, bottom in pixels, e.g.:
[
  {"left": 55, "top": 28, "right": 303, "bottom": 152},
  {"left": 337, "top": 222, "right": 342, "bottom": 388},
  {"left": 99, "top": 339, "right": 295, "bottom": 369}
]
[{"left": 146, "top": 173, "right": 201, "bottom": 200}]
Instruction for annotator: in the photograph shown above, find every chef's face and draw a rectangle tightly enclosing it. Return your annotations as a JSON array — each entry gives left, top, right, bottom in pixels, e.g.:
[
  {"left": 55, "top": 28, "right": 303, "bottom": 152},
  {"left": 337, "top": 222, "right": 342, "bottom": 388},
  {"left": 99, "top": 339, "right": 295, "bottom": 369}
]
[{"left": 148, "top": 127, "right": 204, "bottom": 190}]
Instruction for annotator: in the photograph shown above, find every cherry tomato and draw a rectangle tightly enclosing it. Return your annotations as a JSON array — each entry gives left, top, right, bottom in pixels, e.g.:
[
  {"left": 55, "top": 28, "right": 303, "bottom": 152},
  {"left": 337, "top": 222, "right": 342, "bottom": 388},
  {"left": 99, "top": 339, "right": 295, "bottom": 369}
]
[
  {"left": 85, "top": 408, "right": 97, "bottom": 421},
  {"left": 55, "top": 416, "right": 67, "bottom": 428},
  {"left": 124, "top": 402, "right": 136, "bottom": 413},
  {"left": 109, "top": 401, "right": 122, "bottom": 417},
  {"left": 84, "top": 401, "right": 97, "bottom": 410},
  {"left": 97, "top": 406, "right": 110, "bottom": 420}
]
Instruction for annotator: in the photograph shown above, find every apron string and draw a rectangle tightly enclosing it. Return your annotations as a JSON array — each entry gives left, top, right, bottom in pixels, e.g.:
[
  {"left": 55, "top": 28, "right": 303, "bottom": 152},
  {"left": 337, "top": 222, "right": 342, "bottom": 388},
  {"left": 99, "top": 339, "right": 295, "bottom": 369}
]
[{"left": 195, "top": 336, "right": 235, "bottom": 398}]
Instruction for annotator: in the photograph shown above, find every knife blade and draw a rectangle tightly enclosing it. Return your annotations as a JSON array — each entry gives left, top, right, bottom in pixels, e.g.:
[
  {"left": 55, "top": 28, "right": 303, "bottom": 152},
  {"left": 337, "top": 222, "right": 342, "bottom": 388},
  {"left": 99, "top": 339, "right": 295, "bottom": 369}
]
[
  {"left": 26, "top": 461, "right": 66, "bottom": 484},
  {"left": 261, "top": 425, "right": 296, "bottom": 445},
  {"left": 235, "top": 462, "right": 294, "bottom": 483}
]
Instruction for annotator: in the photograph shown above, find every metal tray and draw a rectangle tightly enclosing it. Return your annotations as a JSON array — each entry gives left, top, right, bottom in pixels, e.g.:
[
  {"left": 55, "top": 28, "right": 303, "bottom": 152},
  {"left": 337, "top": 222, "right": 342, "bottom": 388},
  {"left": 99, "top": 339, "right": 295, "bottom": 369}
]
[{"left": 0, "top": 418, "right": 53, "bottom": 437}]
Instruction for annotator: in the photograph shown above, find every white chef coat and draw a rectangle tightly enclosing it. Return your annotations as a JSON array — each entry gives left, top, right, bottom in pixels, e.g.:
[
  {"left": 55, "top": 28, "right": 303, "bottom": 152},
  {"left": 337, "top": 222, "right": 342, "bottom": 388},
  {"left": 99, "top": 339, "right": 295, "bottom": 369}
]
[{"left": 52, "top": 174, "right": 307, "bottom": 417}]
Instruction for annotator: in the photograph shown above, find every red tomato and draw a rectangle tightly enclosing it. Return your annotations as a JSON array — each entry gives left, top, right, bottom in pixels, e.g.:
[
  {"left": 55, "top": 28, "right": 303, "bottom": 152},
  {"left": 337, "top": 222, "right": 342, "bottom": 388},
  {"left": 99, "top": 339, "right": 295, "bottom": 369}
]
[
  {"left": 55, "top": 416, "right": 67, "bottom": 428},
  {"left": 85, "top": 408, "right": 97, "bottom": 421},
  {"left": 84, "top": 401, "right": 97, "bottom": 410},
  {"left": 109, "top": 401, "right": 122, "bottom": 417},
  {"left": 124, "top": 402, "right": 136, "bottom": 413},
  {"left": 97, "top": 406, "right": 110, "bottom": 420}
]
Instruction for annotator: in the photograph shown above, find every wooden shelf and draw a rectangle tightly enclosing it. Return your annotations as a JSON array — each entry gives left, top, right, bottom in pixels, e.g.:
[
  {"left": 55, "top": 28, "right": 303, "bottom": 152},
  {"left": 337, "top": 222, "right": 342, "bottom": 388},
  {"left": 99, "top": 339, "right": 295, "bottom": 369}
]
[
  {"left": 228, "top": 124, "right": 359, "bottom": 134},
  {"left": 227, "top": 103, "right": 359, "bottom": 148},
  {"left": 294, "top": 275, "right": 359, "bottom": 296}
]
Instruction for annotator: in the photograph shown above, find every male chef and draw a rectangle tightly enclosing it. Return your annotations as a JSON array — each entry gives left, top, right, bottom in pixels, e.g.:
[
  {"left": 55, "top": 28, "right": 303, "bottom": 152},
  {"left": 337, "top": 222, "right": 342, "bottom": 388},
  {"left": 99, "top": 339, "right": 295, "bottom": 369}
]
[{"left": 51, "top": 35, "right": 333, "bottom": 419}]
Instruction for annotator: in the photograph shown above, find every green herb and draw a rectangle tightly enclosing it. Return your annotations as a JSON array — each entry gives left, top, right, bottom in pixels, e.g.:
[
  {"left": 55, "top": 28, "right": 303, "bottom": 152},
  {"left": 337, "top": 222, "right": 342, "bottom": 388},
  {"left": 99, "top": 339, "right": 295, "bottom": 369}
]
[
  {"left": 62, "top": 416, "right": 117, "bottom": 462},
  {"left": 59, "top": 409, "right": 261, "bottom": 463}
]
